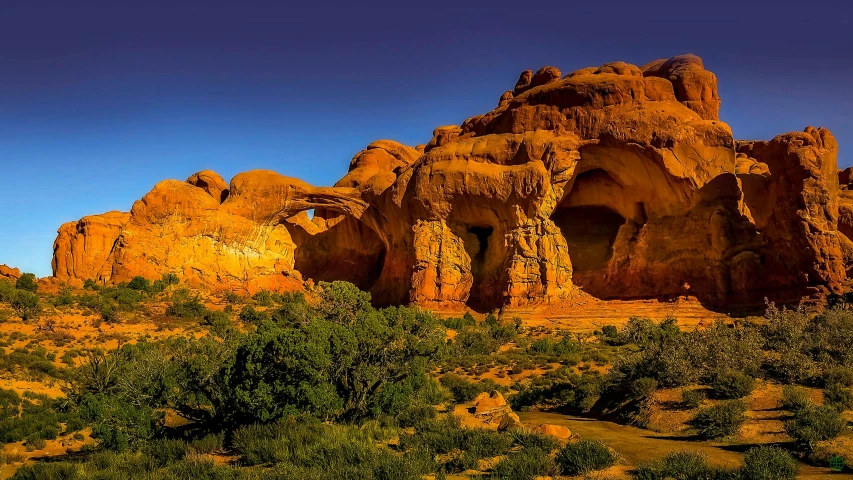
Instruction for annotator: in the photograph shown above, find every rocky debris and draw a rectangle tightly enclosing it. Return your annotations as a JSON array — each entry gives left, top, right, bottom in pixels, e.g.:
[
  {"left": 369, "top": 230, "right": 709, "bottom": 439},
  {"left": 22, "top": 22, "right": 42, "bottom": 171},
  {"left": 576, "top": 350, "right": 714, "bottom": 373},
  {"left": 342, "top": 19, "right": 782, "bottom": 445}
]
[
  {"left": 0, "top": 265, "right": 21, "bottom": 280},
  {"left": 51, "top": 54, "right": 848, "bottom": 310},
  {"left": 454, "top": 391, "right": 521, "bottom": 431}
]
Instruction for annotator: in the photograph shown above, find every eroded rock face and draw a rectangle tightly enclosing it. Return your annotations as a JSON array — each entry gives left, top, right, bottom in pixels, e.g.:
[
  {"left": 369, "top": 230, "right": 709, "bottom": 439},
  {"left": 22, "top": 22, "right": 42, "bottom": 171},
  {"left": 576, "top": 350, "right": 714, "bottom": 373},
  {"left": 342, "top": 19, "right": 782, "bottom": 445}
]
[{"left": 52, "top": 54, "right": 847, "bottom": 310}]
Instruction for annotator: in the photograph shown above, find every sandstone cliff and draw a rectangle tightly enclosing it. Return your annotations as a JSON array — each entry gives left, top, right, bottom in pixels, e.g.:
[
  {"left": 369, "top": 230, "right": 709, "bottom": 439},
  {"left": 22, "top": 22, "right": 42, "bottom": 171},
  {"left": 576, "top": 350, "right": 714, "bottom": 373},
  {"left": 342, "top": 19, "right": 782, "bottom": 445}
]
[{"left": 52, "top": 54, "right": 849, "bottom": 311}]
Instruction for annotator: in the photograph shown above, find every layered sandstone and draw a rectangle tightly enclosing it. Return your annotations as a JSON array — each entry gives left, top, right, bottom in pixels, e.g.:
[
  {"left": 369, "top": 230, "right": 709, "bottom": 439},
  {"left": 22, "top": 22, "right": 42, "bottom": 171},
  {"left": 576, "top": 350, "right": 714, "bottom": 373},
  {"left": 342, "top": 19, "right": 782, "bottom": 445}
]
[{"left": 52, "top": 54, "right": 849, "bottom": 311}]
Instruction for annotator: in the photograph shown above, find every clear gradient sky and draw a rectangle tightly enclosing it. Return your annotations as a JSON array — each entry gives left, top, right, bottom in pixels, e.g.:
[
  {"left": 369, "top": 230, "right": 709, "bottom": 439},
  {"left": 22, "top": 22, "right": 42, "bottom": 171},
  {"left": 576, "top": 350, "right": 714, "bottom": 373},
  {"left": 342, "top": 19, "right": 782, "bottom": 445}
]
[{"left": 1, "top": 1, "right": 852, "bottom": 276}]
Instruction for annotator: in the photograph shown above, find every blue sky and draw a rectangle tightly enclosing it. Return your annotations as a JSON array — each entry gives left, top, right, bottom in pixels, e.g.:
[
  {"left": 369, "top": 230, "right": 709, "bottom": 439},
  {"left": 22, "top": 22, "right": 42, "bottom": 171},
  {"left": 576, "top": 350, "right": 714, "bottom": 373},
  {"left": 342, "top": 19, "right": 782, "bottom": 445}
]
[{"left": 1, "top": 2, "right": 851, "bottom": 276}]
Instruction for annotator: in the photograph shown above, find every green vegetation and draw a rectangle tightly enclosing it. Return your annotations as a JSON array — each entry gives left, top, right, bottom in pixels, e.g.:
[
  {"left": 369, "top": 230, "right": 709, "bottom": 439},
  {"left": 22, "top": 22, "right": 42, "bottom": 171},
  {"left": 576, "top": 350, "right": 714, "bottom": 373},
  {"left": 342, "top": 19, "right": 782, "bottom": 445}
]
[
  {"left": 555, "top": 439, "right": 617, "bottom": 475},
  {"left": 690, "top": 400, "right": 747, "bottom": 439},
  {"left": 2, "top": 279, "right": 853, "bottom": 478},
  {"left": 15, "top": 273, "right": 38, "bottom": 293}
]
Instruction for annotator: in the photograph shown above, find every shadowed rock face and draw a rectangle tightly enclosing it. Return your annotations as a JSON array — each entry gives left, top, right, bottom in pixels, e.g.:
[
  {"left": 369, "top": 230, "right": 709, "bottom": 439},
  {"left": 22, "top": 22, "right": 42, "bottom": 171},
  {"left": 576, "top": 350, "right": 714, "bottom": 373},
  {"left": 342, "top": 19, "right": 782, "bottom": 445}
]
[{"left": 52, "top": 54, "right": 849, "bottom": 311}]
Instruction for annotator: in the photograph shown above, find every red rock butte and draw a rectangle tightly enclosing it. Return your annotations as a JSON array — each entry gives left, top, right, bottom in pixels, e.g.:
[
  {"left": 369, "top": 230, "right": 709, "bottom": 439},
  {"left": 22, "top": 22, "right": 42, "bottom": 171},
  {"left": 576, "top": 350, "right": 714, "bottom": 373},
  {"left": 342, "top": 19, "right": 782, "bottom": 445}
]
[{"left": 52, "top": 54, "right": 851, "bottom": 313}]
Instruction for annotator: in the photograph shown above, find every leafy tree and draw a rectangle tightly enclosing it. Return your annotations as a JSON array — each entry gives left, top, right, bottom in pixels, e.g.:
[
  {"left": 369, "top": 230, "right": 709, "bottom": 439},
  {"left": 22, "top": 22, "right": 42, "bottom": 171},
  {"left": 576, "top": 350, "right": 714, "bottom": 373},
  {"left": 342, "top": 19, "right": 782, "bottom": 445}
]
[
  {"left": 11, "top": 291, "right": 41, "bottom": 321},
  {"left": 126, "top": 276, "right": 151, "bottom": 291},
  {"left": 227, "top": 303, "right": 446, "bottom": 423},
  {"left": 15, "top": 273, "right": 38, "bottom": 292},
  {"left": 316, "top": 280, "right": 372, "bottom": 324}
]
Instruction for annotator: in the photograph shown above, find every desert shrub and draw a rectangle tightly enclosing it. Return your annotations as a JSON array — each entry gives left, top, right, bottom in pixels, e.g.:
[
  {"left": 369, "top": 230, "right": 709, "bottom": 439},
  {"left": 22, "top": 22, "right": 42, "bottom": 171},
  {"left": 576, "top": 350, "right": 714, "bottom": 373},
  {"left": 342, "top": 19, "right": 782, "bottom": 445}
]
[
  {"left": 510, "top": 430, "right": 561, "bottom": 452},
  {"left": 682, "top": 389, "right": 706, "bottom": 409},
  {"left": 315, "top": 280, "right": 372, "bottom": 325},
  {"left": 238, "top": 305, "right": 267, "bottom": 324},
  {"left": 11, "top": 291, "right": 40, "bottom": 321},
  {"left": 823, "top": 366, "right": 853, "bottom": 387},
  {"left": 454, "top": 327, "right": 499, "bottom": 356},
  {"left": 252, "top": 290, "right": 273, "bottom": 307},
  {"left": 634, "top": 450, "right": 736, "bottom": 480},
  {"left": 529, "top": 335, "right": 581, "bottom": 357},
  {"left": 601, "top": 325, "right": 618, "bottom": 339},
  {"left": 202, "top": 309, "right": 230, "bottom": 327},
  {"left": 189, "top": 432, "right": 224, "bottom": 454},
  {"left": 440, "top": 373, "right": 498, "bottom": 403},
  {"left": 690, "top": 400, "right": 746, "bottom": 439},
  {"left": 395, "top": 403, "right": 437, "bottom": 429},
  {"left": 710, "top": 372, "right": 755, "bottom": 399},
  {"left": 268, "top": 292, "right": 314, "bottom": 326},
  {"left": 100, "top": 301, "right": 118, "bottom": 323},
  {"left": 491, "top": 447, "right": 557, "bottom": 479},
  {"left": 784, "top": 404, "right": 844, "bottom": 448},
  {"left": 511, "top": 368, "right": 604, "bottom": 413},
  {"left": 127, "top": 276, "right": 151, "bottom": 291},
  {"left": 83, "top": 279, "right": 99, "bottom": 290},
  {"left": 631, "top": 377, "right": 659, "bottom": 401},
  {"left": 443, "top": 312, "right": 476, "bottom": 330},
  {"left": 9, "top": 462, "right": 82, "bottom": 480},
  {"left": 741, "top": 445, "right": 797, "bottom": 480},
  {"left": 15, "top": 273, "right": 38, "bottom": 292},
  {"left": 232, "top": 417, "right": 426, "bottom": 478},
  {"left": 780, "top": 385, "right": 811, "bottom": 412},
  {"left": 555, "top": 439, "right": 617, "bottom": 475},
  {"left": 0, "top": 280, "right": 16, "bottom": 302},
  {"left": 0, "top": 392, "right": 72, "bottom": 444},
  {"left": 53, "top": 286, "right": 74, "bottom": 307},
  {"left": 824, "top": 382, "right": 853, "bottom": 410},
  {"left": 144, "top": 438, "right": 187, "bottom": 467},
  {"left": 165, "top": 297, "right": 207, "bottom": 319}
]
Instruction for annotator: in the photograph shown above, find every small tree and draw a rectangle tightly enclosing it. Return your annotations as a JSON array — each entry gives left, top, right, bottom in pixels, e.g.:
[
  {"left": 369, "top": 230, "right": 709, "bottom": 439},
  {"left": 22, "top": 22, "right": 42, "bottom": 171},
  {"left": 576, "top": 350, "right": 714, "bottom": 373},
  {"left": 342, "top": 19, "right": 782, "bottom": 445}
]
[
  {"left": 126, "top": 276, "right": 150, "bottom": 291},
  {"left": 11, "top": 291, "right": 41, "bottom": 321},
  {"left": 15, "top": 273, "right": 38, "bottom": 293}
]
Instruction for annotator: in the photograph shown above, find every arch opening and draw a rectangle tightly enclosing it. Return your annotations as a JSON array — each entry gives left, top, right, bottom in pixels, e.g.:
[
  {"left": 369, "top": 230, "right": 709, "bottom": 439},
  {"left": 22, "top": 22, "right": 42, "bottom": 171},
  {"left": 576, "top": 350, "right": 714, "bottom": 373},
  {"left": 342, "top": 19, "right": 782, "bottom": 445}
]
[{"left": 286, "top": 213, "right": 387, "bottom": 294}]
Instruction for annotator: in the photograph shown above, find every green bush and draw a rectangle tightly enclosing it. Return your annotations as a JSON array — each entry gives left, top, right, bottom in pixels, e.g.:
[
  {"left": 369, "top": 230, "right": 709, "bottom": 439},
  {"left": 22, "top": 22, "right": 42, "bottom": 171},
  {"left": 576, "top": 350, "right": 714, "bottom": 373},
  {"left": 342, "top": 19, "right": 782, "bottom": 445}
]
[
  {"left": 555, "top": 439, "right": 617, "bottom": 475},
  {"left": 631, "top": 377, "right": 659, "bottom": 401},
  {"left": 252, "top": 290, "right": 273, "bottom": 307},
  {"left": 443, "top": 312, "right": 476, "bottom": 330},
  {"left": 238, "top": 305, "right": 268, "bottom": 324},
  {"left": 53, "top": 286, "right": 74, "bottom": 307},
  {"left": 11, "top": 291, "right": 40, "bottom": 321},
  {"left": 710, "top": 372, "right": 755, "bottom": 399},
  {"left": 681, "top": 389, "right": 706, "bottom": 409},
  {"left": 100, "top": 301, "right": 119, "bottom": 323},
  {"left": 15, "top": 273, "right": 38, "bottom": 293},
  {"left": 510, "top": 430, "right": 561, "bottom": 452},
  {"left": 601, "top": 325, "right": 618, "bottom": 339},
  {"left": 634, "top": 450, "right": 736, "bottom": 480},
  {"left": 127, "top": 276, "right": 151, "bottom": 291},
  {"left": 780, "top": 385, "right": 812, "bottom": 412},
  {"left": 784, "top": 404, "right": 844, "bottom": 448},
  {"left": 824, "top": 382, "right": 853, "bottom": 410},
  {"left": 741, "top": 445, "right": 797, "bottom": 480},
  {"left": 165, "top": 297, "right": 207, "bottom": 319},
  {"left": 440, "top": 373, "right": 498, "bottom": 403},
  {"left": 690, "top": 400, "right": 746, "bottom": 439},
  {"left": 0, "top": 280, "right": 16, "bottom": 302},
  {"left": 491, "top": 448, "right": 557, "bottom": 479}
]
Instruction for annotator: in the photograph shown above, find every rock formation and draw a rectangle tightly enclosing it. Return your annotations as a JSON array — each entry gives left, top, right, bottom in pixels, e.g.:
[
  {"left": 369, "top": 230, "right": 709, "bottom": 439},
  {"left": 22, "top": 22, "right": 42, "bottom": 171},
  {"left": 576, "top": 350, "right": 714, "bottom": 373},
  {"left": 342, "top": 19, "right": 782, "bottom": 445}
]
[{"left": 52, "top": 54, "right": 849, "bottom": 311}]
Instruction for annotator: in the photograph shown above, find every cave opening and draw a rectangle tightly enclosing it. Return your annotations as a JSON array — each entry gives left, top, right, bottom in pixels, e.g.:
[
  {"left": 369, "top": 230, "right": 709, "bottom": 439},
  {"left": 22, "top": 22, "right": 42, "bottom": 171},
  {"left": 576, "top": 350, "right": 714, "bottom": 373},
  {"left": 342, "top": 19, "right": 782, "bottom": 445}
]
[
  {"left": 552, "top": 205, "right": 625, "bottom": 273},
  {"left": 465, "top": 225, "right": 495, "bottom": 312}
]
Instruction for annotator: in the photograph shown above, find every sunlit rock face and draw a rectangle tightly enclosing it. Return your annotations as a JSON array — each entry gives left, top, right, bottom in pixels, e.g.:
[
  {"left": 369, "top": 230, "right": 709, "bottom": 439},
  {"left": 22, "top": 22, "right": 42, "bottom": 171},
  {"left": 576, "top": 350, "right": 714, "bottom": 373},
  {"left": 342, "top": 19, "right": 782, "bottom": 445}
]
[{"left": 52, "top": 54, "right": 848, "bottom": 310}]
